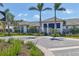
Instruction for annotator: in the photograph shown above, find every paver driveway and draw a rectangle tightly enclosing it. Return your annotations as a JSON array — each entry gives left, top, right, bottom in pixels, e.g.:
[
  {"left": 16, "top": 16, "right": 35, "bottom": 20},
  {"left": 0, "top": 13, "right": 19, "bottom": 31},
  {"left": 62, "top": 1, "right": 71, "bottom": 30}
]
[{"left": 32, "top": 36, "right": 79, "bottom": 56}]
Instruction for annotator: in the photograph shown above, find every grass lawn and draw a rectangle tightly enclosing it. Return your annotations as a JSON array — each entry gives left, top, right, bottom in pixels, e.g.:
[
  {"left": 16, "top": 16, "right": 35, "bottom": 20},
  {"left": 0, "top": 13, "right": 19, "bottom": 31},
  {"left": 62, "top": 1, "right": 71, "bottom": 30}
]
[
  {"left": 0, "top": 32, "right": 44, "bottom": 36},
  {"left": 0, "top": 33, "right": 33, "bottom": 37},
  {"left": 0, "top": 39, "right": 44, "bottom": 56},
  {"left": 64, "top": 34, "right": 79, "bottom": 39}
]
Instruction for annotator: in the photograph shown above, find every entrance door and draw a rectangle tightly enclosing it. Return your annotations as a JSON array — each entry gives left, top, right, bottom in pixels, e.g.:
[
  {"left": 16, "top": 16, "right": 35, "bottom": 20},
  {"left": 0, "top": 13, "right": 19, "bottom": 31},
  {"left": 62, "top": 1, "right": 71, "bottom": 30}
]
[{"left": 44, "top": 24, "right": 47, "bottom": 35}]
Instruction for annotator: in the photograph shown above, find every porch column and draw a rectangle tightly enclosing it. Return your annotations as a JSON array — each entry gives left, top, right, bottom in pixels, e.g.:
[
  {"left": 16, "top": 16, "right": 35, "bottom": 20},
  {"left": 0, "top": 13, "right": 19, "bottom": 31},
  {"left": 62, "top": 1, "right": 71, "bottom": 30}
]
[
  {"left": 41, "top": 23, "right": 44, "bottom": 32},
  {"left": 47, "top": 23, "right": 49, "bottom": 34},
  {"left": 60, "top": 22, "right": 63, "bottom": 34},
  {"left": 19, "top": 26, "right": 22, "bottom": 33},
  {"left": 23, "top": 26, "right": 27, "bottom": 33}
]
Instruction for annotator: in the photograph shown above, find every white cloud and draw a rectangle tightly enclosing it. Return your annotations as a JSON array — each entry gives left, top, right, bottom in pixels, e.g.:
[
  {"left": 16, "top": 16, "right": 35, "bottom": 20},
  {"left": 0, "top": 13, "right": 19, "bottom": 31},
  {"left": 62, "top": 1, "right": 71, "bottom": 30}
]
[
  {"left": 22, "top": 18, "right": 28, "bottom": 21},
  {"left": 63, "top": 9, "right": 73, "bottom": 14},
  {"left": 15, "top": 13, "right": 28, "bottom": 20},
  {"left": 24, "top": 13, "right": 28, "bottom": 16},
  {"left": 33, "top": 15, "right": 39, "bottom": 19},
  {"left": 17, "top": 13, "right": 28, "bottom": 17},
  {"left": 18, "top": 13, "right": 22, "bottom": 17}
]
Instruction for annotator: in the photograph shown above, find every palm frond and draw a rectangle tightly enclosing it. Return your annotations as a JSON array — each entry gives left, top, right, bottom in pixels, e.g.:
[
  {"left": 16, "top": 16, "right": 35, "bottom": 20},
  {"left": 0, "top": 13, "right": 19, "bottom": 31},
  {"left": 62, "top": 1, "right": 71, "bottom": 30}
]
[
  {"left": 0, "top": 3, "right": 4, "bottom": 7},
  {"left": 0, "top": 11, "right": 5, "bottom": 21},
  {"left": 57, "top": 7, "right": 66, "bottom": 11},
  {"left": 5, "top": 9, "right": 9, "bottom": 13},
  {"left": 0, "top": 11, "right": 5, "bottom": 16},
  {"left": 37, "top": 3, "right": 44, "bottom": 11},
  {"left": 43, "top": 8, "right": 52, "bottom": 11},
  {"left": 29, "top": 7, "right": 38, "bottom": 10},
  {"left": 54, "top": 3, "right": 61, "bottom": 10}
]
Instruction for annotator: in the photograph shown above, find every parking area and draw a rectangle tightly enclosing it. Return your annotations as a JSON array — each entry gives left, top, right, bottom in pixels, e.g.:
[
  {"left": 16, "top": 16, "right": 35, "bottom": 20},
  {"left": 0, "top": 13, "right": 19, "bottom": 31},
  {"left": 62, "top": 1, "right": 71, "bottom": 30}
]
[
  {"left": 32, "top": 36, "right": 79, "bottom": 56},
  {"left": 52, "top": 48, "right": 79, "bottom": 56}
]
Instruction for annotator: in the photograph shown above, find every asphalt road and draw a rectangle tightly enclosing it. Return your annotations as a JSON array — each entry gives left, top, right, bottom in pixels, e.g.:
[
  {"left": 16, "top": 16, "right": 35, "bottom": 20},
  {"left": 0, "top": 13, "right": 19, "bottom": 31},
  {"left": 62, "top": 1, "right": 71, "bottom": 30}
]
[
  {"left": 32, "top": 37, "right": 79, "bottom": 56},
  {"left": 32, "top": 37, "right": 79, "bottom": 48},
  {"left": 52, "top": 48, "right": 79, "bottom": 56}
]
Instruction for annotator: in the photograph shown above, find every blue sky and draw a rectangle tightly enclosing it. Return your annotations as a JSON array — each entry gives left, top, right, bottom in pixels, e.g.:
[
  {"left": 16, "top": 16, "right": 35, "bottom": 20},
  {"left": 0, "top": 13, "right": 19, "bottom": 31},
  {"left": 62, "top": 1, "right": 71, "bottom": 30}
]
[{"left": 0, "top": 3, "right": 79, "bottom": 22}]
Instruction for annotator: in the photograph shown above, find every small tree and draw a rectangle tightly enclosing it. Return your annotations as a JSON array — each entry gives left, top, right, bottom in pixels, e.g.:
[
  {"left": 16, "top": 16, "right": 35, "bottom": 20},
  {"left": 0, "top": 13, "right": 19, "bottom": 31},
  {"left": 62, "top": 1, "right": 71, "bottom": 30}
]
[
  {"left": 29, "top": 26, "right": 38, "bottom": 33},
  {"left": 70, "top": 26, "right": 79, "bottom": 34},
  {"left": 5, "top": 9, "right": 14, "bottom": 35}
]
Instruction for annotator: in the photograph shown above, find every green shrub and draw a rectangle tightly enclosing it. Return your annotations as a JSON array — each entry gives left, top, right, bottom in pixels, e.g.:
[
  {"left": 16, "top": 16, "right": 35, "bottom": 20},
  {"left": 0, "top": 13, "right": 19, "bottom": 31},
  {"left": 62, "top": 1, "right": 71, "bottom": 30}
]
[
  {"left": 0, "top": 39, "right": 21, "bottom": 56},
  {"left": 69, "top": 27, "right": 79, "bottom": 34},
  {"left": 30, "top": 46, "right": 44, "bottom": 56},
  {"left": 50, "top": 29, "right": 61, "bottom": 37},
  {"left": 33, "top": 33, "right": 44, "bottom": 36},
  {"left": 26, "top": 41, "right": 44, "bottom": 56},
  {"left": 0, "top": 39, "right": 5, "bottom": 42},
  {"left": 0, "top": 33, "right": 5, "bottom": 37},
  {"left": 26, "top": 41, "right": 35, "bottom": 49},
  {"left": 0, "top": 40, "right": 44, "bottom": 56},
  {"left": 51, "top": 33, "right": 61, "bottom": 37}
]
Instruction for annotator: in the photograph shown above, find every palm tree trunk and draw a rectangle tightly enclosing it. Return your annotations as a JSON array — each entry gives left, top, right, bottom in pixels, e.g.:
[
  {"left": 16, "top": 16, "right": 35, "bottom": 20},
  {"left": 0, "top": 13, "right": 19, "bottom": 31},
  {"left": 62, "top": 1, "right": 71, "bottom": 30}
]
[
  {"left": 54, "top": 7, "right": 57, "bottom": 36},
  {"left": 8, "top": 22, "right": 10, "bottom": 36},
  {"left": 39, "top": 11, "right": 42, "bottom": 34},
  {"left": 3, "top": 22, "right": 6, "bottom": 33},
  {"left": 27, "top": 25, "right": 29, "bottom": 33}
]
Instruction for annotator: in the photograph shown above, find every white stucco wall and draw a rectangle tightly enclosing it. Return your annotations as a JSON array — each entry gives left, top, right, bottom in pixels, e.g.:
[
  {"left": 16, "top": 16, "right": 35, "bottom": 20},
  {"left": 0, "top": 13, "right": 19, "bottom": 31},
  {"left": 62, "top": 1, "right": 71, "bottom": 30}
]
[
  {"left": 5, "top": 25, "right": 14, "bottom": 32},
  {"left": 19, "top": 25, "right": 27, "bottom": 33},
  {"left": 23, "top": 26, "right": 27, "bottom": 33},
  {"left": 42, "top": 23, "right": 44, "bottom": 32},
  {"left": 41, "top": 22, "right": 64, "bottom": 34},
  {"left": 59, "top": 22, "right": 64, "bottom": 34}
]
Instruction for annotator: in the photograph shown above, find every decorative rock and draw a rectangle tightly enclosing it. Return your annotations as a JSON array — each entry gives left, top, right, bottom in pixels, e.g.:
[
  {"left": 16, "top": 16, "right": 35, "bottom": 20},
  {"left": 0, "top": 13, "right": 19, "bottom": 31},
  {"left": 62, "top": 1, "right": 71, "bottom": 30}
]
[
  {"left": 5, "top": 39, "right": 9, "bottom": 42},
  {"left": 24, "top": 40, "right": 28, "bottom": 44}
]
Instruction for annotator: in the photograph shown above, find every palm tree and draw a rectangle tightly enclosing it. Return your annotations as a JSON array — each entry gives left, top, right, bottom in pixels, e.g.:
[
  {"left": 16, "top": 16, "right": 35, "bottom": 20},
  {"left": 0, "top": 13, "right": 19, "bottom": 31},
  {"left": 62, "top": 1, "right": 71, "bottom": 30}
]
[
  {"left": 0, "top": 3, "right": 5, "bottom": 33},
  {"left": 5, "top": 9, "right": 14, "bottom": 35},
  {"left": 0, "top": 3, "right": 3, "bottom": 7},
  {"left": 54, "top": 3, "right": 66, "bottom": 36},
  {"left": 29, "top": 3, "right": 52, "bottom": 34},
  {"left": 0, "top": 3, "right": 4, "bottom": 20}
]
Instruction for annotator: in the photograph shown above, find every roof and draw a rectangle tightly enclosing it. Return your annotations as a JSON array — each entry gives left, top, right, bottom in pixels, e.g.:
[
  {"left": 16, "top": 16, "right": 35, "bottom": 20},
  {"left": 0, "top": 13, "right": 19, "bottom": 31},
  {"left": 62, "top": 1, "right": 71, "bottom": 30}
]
[
  {"left": 17, "top": 17, "right": 65, "bottom": 26},
  {"left": 66, "top": 18, "right": 79, "bottom": 26},
  {"left": 42, "top": 17, "right": 64, "bottom": 23},
  {"left": 18, "top": 21, "right": 40, "bottom": 26},
  {"left": 18, "top": 18, "right": 79, "bottom": 26}
]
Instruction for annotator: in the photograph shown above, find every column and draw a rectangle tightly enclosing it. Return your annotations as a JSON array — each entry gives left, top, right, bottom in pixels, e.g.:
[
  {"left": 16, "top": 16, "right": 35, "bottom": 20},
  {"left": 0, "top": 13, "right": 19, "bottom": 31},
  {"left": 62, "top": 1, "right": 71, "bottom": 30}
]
[
  {"left": 23, "top": 26, "right": 27, "bottom": 33},
  {"left": 41, "top": 23, "right": 44, "bottom": 32},
  {"left": 60, "top": 22, "right": 63, "bottom": 34},
  {"left": 47, "top": 23, "right": 49, "bottom": 34}
]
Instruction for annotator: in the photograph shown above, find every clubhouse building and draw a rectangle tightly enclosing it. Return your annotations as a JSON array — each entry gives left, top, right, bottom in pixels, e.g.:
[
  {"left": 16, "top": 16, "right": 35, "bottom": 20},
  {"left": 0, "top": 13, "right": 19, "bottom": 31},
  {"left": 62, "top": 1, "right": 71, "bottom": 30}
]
[{"left": 0, "top": 18, "right": 79, "bottom": 34}]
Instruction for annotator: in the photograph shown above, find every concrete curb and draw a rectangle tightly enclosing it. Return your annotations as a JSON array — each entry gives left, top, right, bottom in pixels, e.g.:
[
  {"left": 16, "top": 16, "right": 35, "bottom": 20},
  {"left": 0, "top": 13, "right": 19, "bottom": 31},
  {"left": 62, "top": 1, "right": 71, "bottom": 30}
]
[{"left": 36, "top": 44, "right": 54, "bottom": 56}]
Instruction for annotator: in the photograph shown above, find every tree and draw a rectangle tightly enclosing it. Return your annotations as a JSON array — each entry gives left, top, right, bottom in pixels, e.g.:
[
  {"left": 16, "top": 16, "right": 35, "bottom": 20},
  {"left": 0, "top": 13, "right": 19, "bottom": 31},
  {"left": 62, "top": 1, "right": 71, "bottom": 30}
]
[
  {"left": 70, "top": 26, "right": 79, "bottom": 34},
  {"left": 0, "top": 3, "right": 4, "bottom": 20},
  {"left": 0, "top": 3, "right": 3, "bottom": 7},
  {"left": 5, "top": 9, "right": 14, "bottom": 35},
  {"left": 0, "top": 3, "right": 6, "bottom": 33},
  {"left": 29, "top": 3, "right": 52, "bottom": 34},
  {"left": 54, "top": 3, "right": 66, "bottom": 36}
]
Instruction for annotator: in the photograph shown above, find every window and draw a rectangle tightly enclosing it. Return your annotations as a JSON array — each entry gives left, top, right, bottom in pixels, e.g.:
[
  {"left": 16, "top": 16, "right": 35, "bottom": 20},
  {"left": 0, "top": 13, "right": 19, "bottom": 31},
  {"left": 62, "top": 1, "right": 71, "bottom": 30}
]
[
  {"left": 48, "top": 23, "right": 54, "bottom": 28},
  {"left": 44, "top": 24, "right": 47, "bottom": 28},
  {"left": 56, "top": 23, "right": 60, "bottom": 28},
  {"left": 6, "top": 29, "right": 12, "bottom": 32}
]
